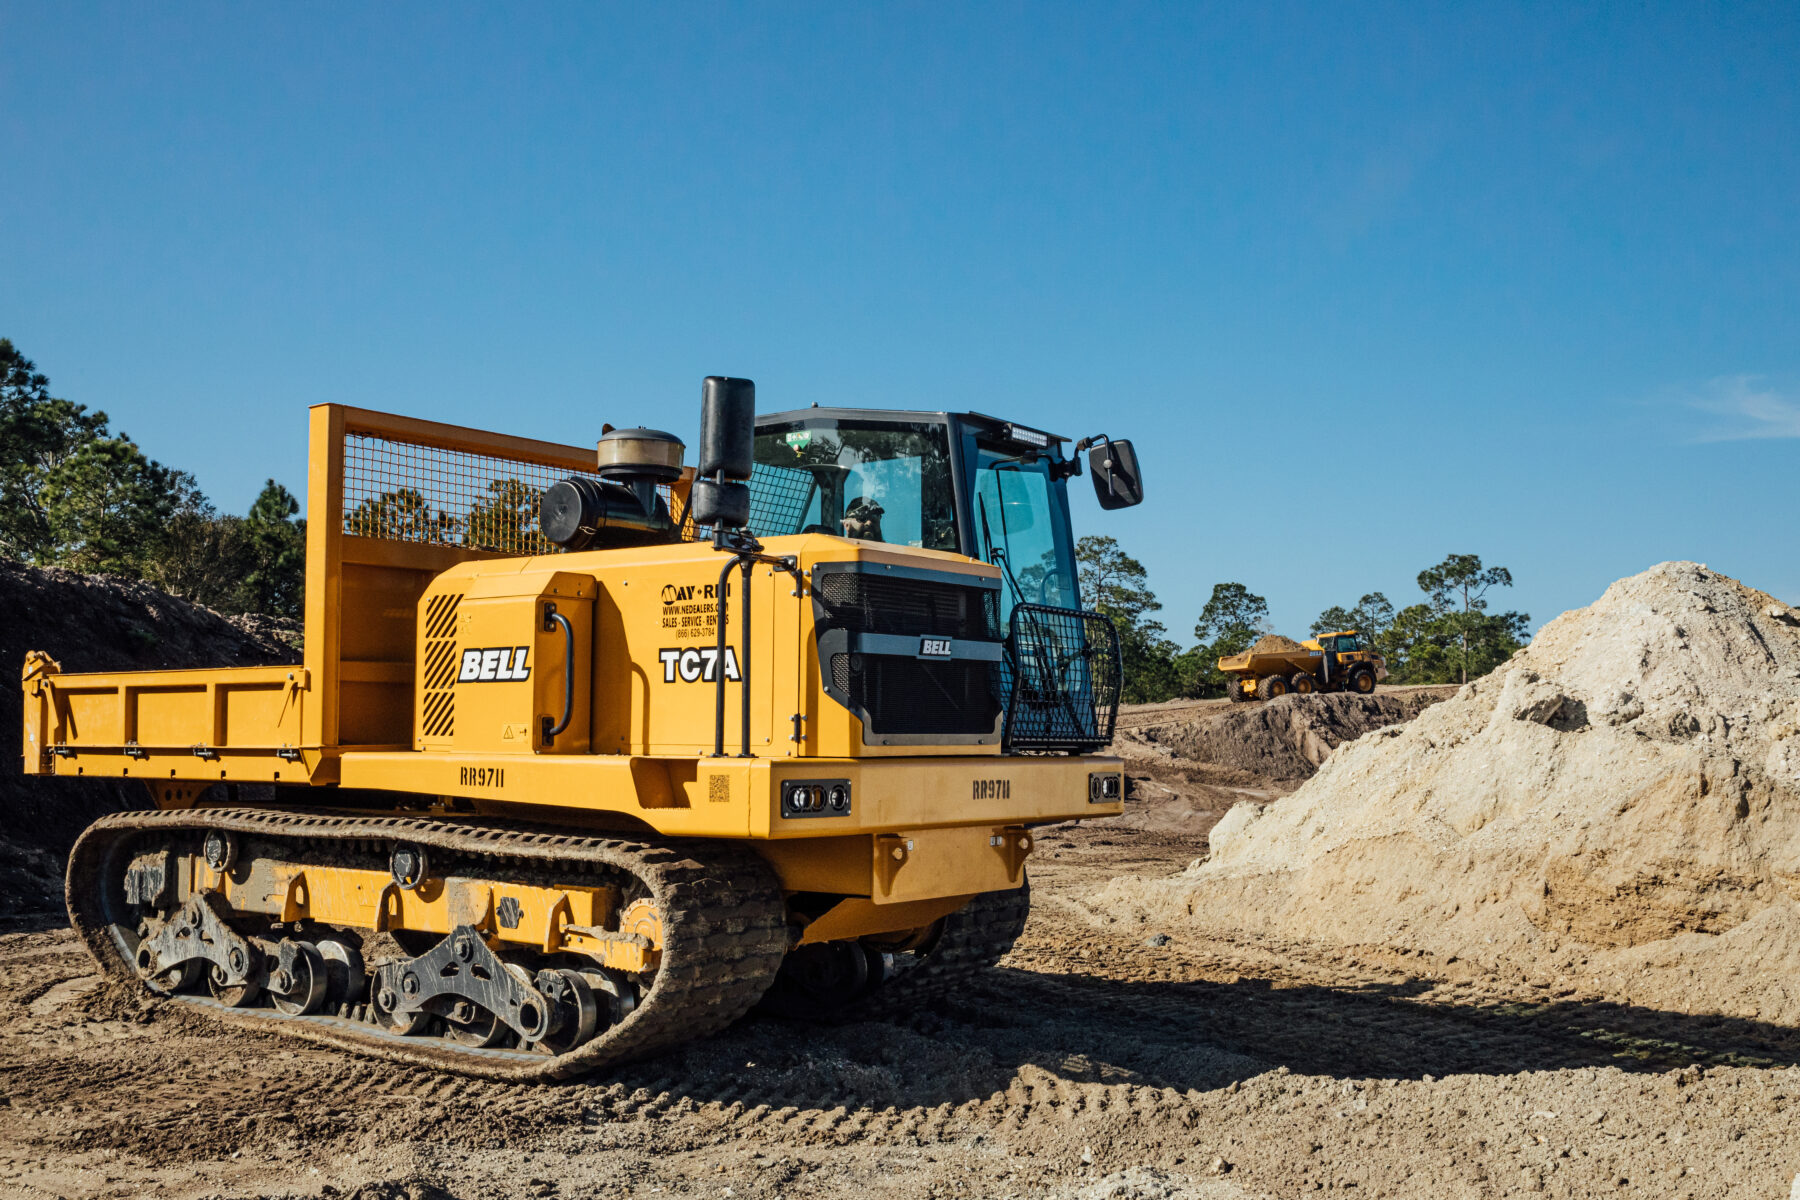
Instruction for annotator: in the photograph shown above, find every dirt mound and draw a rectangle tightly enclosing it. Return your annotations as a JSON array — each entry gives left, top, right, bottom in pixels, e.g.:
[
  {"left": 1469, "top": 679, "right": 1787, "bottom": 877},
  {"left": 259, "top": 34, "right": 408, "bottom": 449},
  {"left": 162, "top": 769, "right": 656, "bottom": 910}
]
[
  {"left": 1249, "top": 634, "right": 1305, "bottom": 655},
  {"left": 1158, "top": 691, "right": 1449, "bottom": 782},
  {"left": 0, "top": 558, "right": 300, "bottom": 902},
  {"left": 1097, "top": 562, "right": 1800, "bottom": 1025}
]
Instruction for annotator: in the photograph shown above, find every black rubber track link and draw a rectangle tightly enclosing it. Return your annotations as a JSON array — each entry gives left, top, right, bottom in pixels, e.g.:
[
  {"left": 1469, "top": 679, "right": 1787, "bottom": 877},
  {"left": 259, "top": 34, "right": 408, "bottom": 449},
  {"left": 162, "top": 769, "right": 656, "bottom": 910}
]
[
  {"left": 65, "top": 807, "right": 789, "bottom": 1082},
  {"left": 851, "top": 876, "right": 1032, "bottom": 1017}
]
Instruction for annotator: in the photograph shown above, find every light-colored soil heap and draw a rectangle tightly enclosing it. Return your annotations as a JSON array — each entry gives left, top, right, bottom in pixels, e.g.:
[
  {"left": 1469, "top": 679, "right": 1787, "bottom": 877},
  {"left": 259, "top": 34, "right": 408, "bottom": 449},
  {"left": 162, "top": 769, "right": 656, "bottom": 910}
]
[
  {"left": 1098, "top": 562, "right": 1800, "bottom": 1024},
  {"left": 1249, "top": 634, "right": 1306, "bottom": 655}
]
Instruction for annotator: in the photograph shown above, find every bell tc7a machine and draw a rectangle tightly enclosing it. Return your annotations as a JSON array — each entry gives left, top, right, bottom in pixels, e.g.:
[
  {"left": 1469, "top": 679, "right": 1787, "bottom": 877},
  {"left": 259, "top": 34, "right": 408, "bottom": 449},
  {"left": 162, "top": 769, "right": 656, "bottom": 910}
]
[{"left": 22, "top": 378, "right": 1145, "bottom": 1080}]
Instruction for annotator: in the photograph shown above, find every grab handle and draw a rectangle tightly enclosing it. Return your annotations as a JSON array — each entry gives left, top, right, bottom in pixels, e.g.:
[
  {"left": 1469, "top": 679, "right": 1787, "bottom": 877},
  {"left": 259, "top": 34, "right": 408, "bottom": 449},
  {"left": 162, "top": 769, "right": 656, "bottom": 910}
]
[{"left": 542, "top": 603, "right": 575, "bottom": 746}]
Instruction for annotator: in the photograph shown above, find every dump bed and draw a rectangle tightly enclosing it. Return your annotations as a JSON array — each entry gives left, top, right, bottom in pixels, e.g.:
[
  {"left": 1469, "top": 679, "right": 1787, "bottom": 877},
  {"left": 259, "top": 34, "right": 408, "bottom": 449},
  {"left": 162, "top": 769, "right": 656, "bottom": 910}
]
[
  {"left": 1215, "top": 648, "right": 1322, "bottom": 677},
  {"left": 22, "top": 659, "right": 309, "bottom": 788}
]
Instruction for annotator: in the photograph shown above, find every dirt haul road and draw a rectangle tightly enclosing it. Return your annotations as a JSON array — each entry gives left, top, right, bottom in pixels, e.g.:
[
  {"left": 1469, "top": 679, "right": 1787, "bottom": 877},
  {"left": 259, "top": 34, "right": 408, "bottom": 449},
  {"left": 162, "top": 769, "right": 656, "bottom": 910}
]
[{"left": 5, "top": 821, "right": 1800, "bottom": 1200}]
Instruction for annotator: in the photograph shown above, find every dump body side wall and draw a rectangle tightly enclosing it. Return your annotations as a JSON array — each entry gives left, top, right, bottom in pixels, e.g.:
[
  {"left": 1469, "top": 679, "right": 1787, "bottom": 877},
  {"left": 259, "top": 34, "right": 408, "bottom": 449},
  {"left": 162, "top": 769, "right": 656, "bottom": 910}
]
[
  {"left": 1218, "top": 650, "right": 1323, "bottom": 677},
  {"left": 22, "top": 665, "right": 311, "bottom": 784}
]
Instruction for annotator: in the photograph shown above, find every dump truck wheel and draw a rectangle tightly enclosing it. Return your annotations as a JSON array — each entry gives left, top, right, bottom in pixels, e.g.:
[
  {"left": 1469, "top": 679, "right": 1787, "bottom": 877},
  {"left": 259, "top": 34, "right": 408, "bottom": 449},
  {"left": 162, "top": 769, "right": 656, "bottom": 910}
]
[
  {"left": 1255, "top": 674, "right": 1287, "bottom": 701},
  {"left": 1349, "top": 666, "right": 1376, "bottom": 694},
  {"left": 1289, "top": 673, "right": 1316, "bottom": 695},
  {"left": 1227, "top": 678, "right": 1251, "bottom": 703}
]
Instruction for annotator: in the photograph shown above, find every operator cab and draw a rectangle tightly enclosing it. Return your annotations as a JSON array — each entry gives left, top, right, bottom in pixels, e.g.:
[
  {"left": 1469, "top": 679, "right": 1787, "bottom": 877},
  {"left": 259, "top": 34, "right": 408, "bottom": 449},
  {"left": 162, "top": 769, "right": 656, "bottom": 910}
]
[{"left": 749, "top": 409, "right": 1142, "bottom": 630}]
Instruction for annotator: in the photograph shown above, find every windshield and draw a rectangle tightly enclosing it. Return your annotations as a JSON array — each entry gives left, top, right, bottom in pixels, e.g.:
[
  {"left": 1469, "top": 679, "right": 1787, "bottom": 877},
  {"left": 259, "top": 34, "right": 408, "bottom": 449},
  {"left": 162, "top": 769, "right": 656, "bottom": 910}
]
[
  {"left": 749, "top": 419, "right": 958, "bottom": 550},
  {"left": 972, "top": 449, "right": 1076, "bottom": 624}
]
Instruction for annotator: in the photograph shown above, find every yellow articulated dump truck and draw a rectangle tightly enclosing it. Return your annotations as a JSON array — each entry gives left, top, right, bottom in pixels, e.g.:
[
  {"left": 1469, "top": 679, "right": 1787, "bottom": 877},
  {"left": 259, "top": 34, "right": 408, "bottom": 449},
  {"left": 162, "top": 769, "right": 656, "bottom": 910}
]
[
  {"left": 1218, "top": 631, "right": 1386, "bottom": 703},
  {"left": 20, "top": 379, "right": 1146, "bottom": 1080}
]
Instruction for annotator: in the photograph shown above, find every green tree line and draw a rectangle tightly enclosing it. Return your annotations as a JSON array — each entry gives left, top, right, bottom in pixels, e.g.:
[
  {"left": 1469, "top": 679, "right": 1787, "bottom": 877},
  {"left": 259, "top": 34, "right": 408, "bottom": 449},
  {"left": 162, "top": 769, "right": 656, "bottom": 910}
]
[
  {"left": 1077, "top": 536, "right": 1530, "bottom": 702},
  {"left": 1, "top": 338, "right": 305, "bottom": 617}
]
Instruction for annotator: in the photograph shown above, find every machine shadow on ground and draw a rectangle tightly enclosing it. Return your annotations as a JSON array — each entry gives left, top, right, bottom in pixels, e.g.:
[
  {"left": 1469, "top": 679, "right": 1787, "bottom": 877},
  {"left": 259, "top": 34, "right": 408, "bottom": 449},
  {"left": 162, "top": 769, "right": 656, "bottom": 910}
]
[
  {"left": 572, "top": 965, "right": 1800, "bottom": 1115},
  {"left": 979, "top": 967, "right": 1800, "bottom": 1081}
]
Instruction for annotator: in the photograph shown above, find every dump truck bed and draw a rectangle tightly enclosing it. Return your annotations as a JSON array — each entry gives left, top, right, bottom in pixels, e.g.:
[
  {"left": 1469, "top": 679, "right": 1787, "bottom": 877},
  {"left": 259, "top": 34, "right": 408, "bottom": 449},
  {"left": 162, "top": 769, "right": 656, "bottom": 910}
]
[
  {"left": 23, "top": 662, "right": 312, "bottom": 787},
  {"left": 1215, "top": 649, "right": 1322, "bottom": 676}
]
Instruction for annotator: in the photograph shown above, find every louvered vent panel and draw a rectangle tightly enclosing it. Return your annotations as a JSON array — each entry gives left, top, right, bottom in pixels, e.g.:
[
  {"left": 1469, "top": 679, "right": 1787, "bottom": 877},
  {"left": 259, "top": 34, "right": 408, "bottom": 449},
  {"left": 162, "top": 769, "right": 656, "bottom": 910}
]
[{"left": 420, "top": 592, "right": 462, "bottom": 742}]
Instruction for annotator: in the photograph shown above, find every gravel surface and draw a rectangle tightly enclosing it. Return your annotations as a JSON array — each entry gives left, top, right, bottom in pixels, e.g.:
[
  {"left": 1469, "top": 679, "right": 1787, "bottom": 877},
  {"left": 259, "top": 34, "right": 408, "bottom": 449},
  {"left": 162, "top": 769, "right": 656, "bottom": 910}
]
[{"left": 5, "top": 824, "right": 1799, "bottom": 1199}]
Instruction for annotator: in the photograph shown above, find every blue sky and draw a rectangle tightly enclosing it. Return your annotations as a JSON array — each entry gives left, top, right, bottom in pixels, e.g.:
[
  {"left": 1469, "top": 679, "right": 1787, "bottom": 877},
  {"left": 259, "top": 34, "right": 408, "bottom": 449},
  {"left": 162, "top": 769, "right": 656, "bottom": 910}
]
[{"left": 3, "top": 3, "right": 1796, "bottom": 640}]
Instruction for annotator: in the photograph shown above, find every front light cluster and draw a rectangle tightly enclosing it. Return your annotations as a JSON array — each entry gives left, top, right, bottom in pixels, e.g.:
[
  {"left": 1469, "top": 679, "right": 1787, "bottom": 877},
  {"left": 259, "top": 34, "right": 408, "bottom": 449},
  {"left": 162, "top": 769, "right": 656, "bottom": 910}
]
[{"left": 782, "top": 779, "right": 852, "bottom": 819}]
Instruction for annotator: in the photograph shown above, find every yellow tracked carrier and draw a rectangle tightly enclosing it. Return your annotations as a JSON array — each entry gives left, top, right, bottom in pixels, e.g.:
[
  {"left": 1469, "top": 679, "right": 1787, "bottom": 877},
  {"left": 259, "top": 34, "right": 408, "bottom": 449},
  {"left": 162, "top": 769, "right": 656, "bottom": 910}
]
[{"left": 23, "top": 378, "right": 1143, "bottom": 1078}]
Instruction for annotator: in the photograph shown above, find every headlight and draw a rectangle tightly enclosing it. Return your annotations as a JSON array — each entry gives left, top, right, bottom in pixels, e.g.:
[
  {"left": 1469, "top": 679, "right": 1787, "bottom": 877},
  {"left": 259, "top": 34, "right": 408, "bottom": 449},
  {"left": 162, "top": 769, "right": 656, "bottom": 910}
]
[{"left": 783, "top": 779, "right": 851, "bottom": 819}]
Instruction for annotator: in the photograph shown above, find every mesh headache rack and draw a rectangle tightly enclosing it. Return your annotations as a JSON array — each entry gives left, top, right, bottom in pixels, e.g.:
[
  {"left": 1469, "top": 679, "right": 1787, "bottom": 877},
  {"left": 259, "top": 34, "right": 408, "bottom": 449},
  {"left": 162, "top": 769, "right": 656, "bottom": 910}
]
[
  {"left": 341, "top": 426, "right": 700, "bottom": 553},
  {"left": 1000, "top": 604, "right": 1122, "bottom": 754}
]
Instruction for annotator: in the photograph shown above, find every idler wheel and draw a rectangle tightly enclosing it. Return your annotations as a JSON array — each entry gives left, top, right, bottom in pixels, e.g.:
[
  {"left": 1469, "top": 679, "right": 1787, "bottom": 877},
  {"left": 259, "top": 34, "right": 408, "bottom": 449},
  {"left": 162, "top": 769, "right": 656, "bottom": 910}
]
[
  {"left": 389, "top": 844, "right": 430, "bottom": 891},
  {"left": 758, "top": 940, "right": 871, "bottom": 1017},
  {"left": 372, "top": 976, "right": 429, "bottom": 1035},
  {"left": 504, "top": 962, "right": 553, "bottom": 1044},
  {"left": 578, "top": 968, "right": 640, "bottom": 1026},
  {"left": 202, "top": 829, "right": 237, "bottom": 873}
]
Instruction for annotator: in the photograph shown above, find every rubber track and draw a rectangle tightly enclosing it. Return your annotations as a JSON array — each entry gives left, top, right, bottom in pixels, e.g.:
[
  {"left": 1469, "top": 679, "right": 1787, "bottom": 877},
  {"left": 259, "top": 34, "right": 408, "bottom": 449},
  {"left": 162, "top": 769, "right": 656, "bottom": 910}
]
[{"left": 65, "top": 807, "right": 790, "bottom": 1082}]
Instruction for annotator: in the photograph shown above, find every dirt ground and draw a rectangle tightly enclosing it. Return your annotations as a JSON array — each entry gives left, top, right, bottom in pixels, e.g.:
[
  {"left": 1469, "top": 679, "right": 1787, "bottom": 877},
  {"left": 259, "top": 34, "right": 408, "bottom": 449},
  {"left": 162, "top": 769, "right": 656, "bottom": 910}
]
[
  {"left": 4, "top": 830, "right": 1799, "bottom": 1198},
  {"left": 4, "top": 692, "right": 1800, "bottom": 1199}
]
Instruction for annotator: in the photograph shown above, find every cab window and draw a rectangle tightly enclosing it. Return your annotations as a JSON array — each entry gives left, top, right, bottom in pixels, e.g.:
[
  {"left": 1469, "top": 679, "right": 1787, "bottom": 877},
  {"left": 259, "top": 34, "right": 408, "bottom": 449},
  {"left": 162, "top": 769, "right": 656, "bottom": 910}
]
[
  {"left": 749, "top": 419, "right": 958, "bottom": 550},
  {"left": 972, "top": 450, "right": 1076, "bottom": 627}
]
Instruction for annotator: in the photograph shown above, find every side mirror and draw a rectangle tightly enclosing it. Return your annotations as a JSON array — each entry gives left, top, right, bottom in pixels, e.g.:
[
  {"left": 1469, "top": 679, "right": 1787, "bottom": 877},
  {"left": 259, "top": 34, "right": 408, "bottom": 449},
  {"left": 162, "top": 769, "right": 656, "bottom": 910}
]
[
  {"left": 695, "top": 376, "right": 756, "bottom": 527},
  {"left": 691, "top": 478, "right": 750, "bottom": 528},
  {"left": 1088, "top": 438, "right": 1144, "bottom": 510}
]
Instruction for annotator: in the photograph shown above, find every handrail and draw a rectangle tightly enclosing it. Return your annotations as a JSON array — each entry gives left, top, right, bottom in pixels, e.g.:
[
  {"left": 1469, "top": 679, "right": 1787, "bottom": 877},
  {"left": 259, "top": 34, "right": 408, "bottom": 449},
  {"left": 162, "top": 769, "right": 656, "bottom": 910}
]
[{"left": 541, "top": 603, "right": 575, "bottom": 746}]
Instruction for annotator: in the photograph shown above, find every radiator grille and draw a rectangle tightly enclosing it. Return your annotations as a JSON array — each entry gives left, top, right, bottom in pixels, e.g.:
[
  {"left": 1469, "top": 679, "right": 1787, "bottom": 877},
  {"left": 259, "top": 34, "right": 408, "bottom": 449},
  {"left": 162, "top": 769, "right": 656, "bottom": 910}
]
[
  {"left": 815, "top": 572, "right": 1000, "bottom": 639},
  {"left": 815, "top": 567, "right": 1004, "bottom": 741},
  {"left": 848, "top": 657, "right": 1000, "bottom": 737},
  {"left": 420, "top": 592, "right": 461, "bottom": 741}
]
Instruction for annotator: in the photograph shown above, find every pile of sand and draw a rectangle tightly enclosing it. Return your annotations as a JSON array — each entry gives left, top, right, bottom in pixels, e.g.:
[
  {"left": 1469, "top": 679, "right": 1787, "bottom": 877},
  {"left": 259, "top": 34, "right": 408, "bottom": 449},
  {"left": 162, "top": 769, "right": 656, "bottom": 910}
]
[
  {"left": 1249, "top": 634, "right": 1306, "bottom": 655},
  {"left": 1098, "top": 563, "right": 1800, "bottom": 1024}
]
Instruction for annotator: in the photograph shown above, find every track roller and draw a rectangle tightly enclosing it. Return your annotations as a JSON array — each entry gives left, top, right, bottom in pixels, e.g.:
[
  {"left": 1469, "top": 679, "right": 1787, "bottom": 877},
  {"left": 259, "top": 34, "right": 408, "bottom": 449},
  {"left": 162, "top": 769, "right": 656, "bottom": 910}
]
[{"left": 268, "top": 940, "right": 330, "bottom": 1016}]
